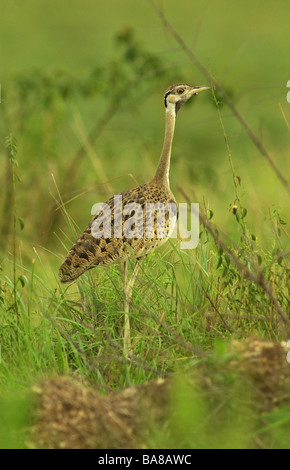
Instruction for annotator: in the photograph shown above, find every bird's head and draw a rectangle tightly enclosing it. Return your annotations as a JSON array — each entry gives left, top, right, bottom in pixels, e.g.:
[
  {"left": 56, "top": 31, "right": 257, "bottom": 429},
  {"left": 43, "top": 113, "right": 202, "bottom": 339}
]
[{"left": 164, "top": 83, "right": 210, "bottom": 114}]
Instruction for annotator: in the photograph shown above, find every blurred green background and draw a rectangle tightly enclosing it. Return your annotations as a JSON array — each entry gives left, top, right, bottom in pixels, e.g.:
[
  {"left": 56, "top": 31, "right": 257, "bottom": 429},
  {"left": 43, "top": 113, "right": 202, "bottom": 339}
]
[{"left": 0, "top": 0, "right": 289, "bottom": 274}]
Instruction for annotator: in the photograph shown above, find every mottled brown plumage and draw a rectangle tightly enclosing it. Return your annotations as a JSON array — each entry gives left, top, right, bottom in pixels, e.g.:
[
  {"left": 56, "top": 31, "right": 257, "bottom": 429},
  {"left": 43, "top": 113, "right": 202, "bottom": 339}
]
[
  {"left": 59, "top": 83, "right": 209, "bottom": 284},
  {"left": 59, "top": 182, "right": 176, "bottom": 283}
]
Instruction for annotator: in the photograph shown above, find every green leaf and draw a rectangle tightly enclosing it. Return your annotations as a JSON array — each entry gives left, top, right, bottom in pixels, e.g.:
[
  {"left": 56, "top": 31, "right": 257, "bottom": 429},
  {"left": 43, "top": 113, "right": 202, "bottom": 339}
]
[
  {"left": 224, "top": 255, "right": 230, "bottom": 266},
  {"left": 241, "top": 208, "right": 247, "bottom": 219},
  {"left": 279, "top": 217, "right": 286, "bottom": 225},
  {"left": 18, "top": 217, "right": 24, "bottom": 231},
  {"left": 216, "top": 256, "right": 223, "bottom": 269},
  {"left": 222, "top": 265, "right": 228, "bottom": 277},
  {"left": 17, "top": 276, "right": 25, "bottom": 287}
]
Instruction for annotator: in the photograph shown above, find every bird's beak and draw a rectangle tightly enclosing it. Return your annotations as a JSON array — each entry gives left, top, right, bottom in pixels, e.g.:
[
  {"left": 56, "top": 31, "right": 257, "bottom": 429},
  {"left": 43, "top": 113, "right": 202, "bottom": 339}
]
[
  {"left": 182, "top": 86, "right": 210, "bottom": 103},
  {"left": 191, "top": 86, "right": 210, "bottom": 96}
]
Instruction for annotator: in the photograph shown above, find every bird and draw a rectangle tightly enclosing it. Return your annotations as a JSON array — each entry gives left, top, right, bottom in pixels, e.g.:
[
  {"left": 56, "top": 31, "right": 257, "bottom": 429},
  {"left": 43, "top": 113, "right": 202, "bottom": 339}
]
[{"left": 59, "top": 83, "right": 210, "bottom": 357}]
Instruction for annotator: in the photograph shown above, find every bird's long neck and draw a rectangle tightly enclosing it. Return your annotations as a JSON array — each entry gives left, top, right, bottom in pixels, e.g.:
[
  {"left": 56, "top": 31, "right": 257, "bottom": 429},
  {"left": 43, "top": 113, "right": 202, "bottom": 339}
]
[{"left": 152, "top": 105, "right": 176, "bottom": 187}]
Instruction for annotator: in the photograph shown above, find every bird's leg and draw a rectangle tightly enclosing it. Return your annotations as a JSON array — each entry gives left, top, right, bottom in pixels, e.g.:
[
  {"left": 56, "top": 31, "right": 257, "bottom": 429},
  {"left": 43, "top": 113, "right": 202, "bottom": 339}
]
[
  {"left": 121, "top": 259, "right": 142, "bottom": 359},
  {"left": 121, "top": 260, "right": 130, "bottom": 359}
]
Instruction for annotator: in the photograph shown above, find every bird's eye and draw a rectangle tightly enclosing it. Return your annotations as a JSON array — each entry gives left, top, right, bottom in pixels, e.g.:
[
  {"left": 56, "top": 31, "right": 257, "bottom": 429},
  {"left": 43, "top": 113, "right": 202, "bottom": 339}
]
[{"left": 177, "top": 88, "right": 185, "bottom": 95}]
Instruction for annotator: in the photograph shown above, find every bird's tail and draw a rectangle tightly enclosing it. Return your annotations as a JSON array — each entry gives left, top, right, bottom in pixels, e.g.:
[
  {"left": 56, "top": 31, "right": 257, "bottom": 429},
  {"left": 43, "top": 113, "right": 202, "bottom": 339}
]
[{"left": 58, "top": 255, "right": 94, "bottom": 284}]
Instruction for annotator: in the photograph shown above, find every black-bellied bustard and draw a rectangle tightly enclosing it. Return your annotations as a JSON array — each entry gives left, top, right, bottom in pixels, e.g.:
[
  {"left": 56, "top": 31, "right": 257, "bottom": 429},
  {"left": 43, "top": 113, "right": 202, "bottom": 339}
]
[{"left": 59, "top": 83, "right": 209, "bottom": 358}]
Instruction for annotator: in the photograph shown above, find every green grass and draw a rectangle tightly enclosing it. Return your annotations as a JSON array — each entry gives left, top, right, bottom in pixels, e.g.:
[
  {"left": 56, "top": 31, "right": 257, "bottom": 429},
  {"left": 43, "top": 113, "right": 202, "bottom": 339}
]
[
  {"left": 0, "top": 206, "right": 289, "bottom": 446},
  {"left": 0, "top": 0, "right": 289, "bottom": 448}
]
